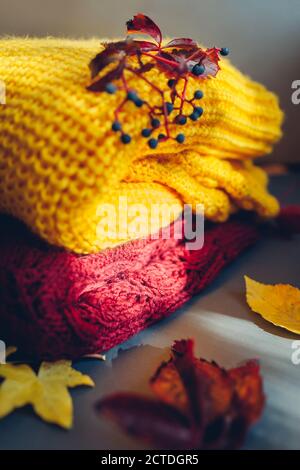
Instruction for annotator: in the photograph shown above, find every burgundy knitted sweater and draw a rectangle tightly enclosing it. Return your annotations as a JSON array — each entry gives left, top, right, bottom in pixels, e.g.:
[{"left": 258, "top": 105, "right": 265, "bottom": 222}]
[{"left": 0, "top": 215, "right": 259, "bottom": 360}]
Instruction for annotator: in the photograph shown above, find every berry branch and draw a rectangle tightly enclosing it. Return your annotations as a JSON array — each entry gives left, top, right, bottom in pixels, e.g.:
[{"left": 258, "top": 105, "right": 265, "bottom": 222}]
[{"left": 87, "top": 13, "right": 229, "bottom": 147}]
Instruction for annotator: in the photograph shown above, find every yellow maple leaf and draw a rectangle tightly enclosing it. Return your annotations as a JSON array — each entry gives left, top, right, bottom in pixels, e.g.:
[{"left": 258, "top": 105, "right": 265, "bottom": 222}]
[
  {"left": 0, "top": 360, "right": 94, "bottom": 428},
  {"left": 245, "top": 276, "right": 300, "bottom": 334}
]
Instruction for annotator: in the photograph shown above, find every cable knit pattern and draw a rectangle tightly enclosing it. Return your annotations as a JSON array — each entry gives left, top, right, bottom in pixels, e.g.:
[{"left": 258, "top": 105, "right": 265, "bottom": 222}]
[
  {"left": 0, "top": 38, "right": 282, "bottom": 253},
  {"left": 0, "top": 215, "right": 259, "bottom": 360}
]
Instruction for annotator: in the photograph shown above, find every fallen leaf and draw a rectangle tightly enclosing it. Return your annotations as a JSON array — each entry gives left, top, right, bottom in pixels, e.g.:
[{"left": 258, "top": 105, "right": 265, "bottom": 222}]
[
  {"left": 0, "top": 360, "right": 94, "bottom": 428},
  {"left": 229, "top": 360, "right": 265, "bottom": 424},
  {"left": 245, "top": 276, "right": 300, "bottom": 334},
  {"left": 98, "top": 393, "right": 192, "bottom": 449},
  {"left": 96, "top": 339, "right": 264, "bottom": 449}
]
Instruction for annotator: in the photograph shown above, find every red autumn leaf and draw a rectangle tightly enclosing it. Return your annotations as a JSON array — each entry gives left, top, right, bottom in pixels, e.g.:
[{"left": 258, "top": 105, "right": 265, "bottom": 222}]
[
  {"left": 164, "top": 38, "right": 198, "bottom": 49},
  {"left": 87, "top": 62, "right": 124, "bottom": 92},
  {"left": 88, "top": 40, "right": 139, "bottom": 79},
  {"left": 131, "top": 40, "right": 159, "bottom": 52},
  {"left": 127, "top": 13, "right": 162, "bottom": 46},
  {"left": 154, "top": 46, "right": 220, "bottom": 79},
  {"left": 95, "top": 339, "right": 265, "bottom": 449},
  {"left": 228, "top": 360, "right": 265, "bottom": 424},
  {"left": 87, "top": 39, "right": 149, "bottom": 92},
  {"left": 200, "top": 47, "right": 221, "bottom": 78},
  {"left": 162, "top": 340, "right": 234, "bottom": 423},
  {"left": 96, "top": 393, "right": 192, "bottom": 450},
  {"left": 150, "top": 361, "right": 188, "bottom": 415},
  {"left": 155, "top": 51, "right": 185, "bottom": 76},
  {"left": 155, "top": 49, "right": 201, "bottom": 77}
]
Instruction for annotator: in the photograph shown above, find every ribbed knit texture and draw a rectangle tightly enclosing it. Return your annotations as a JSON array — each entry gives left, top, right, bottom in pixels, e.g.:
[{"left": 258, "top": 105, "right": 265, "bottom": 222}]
[
  {"left": 0, "top": 214, "right": 259, "bottom": 360},
  {"left": 0, "top": 38, "right": 282, "bottom": 253}
]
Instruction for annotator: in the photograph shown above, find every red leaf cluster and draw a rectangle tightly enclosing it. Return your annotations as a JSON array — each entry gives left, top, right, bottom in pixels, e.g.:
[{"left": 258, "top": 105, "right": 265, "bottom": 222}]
[
  {"left": 96, "top": 339, "right": 265, "bottom": 449},
  {"left": 88, "top": 14, "right": 221, "bottom": 92},
  {"left": 87, "top": 14, "right": 229, "bottom": 145},
  {"left": 126, "top": 14, "right": 221, "bottom": 77}
]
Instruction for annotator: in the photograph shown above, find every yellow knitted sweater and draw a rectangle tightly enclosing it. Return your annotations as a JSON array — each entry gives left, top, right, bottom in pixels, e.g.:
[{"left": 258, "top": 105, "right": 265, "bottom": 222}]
[{"left": 0, "top": 38, "right": 283, "bottom": 253}]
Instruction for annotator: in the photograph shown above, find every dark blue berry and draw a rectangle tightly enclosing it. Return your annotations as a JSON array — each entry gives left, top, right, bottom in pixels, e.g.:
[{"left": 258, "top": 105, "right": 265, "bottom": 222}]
[
  {"left": 192, "top": 64, "right": 205, "bottom": 76},
  {"left": 176, "top": 133, "right": 185, "bottom": 144},
  {"left": 112, "top": 121, "right": 121, "bottom": 132},
  {"left": 194, "top": 90, "right": 204, "bottom": 100},
  {"left": 167, "top": 79, "right": 176, "bottom": 88},
  {"left": 158, "top": 133, "right": 166, "bottom": 140},
  {"left": 220, "top": 47, "right": 229, "bottom": 56},
  {"left": 121, "top": 133, "right": 131, "bottom": 144},
  {"left": 176, "top": 115, "right": 187, "bottom": 125},
  {"left": 194, "top": 106, "right": 204, "bottom": 117},
  {"left": 105, "top": 83, "right": 117, "bottom": 94},
  {"left": 141, "top": 128, "right": 151, "bottom": 138},
  {"left": 151, "top": 118, "right": 160, "bottom": 129},
  {"left": 127, "top": 90, "right": 137, "bottom": 101},
  {"left": 134, "top": 98, "right": 144, "bottom": 108},
  {"left": 189, "top": 112, "right": 199, "bottom": 121},
  {"left": 148, "top": 138, "right": 158, "bottom": 149},
  {"left": 166, "top": 102, "right": 173, "bottom": 115}
]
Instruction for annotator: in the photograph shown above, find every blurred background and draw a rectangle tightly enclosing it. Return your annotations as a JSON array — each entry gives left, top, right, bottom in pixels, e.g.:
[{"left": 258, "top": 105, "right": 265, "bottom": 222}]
[{"left": 1, "top": 0, "right": 300, "bottom": 163}]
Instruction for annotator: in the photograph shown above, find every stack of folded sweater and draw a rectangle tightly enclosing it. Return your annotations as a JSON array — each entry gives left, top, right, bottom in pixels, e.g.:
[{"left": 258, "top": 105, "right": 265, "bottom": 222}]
[{"left": 0, "top": 38, "right": 283, "bottom": 359}]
